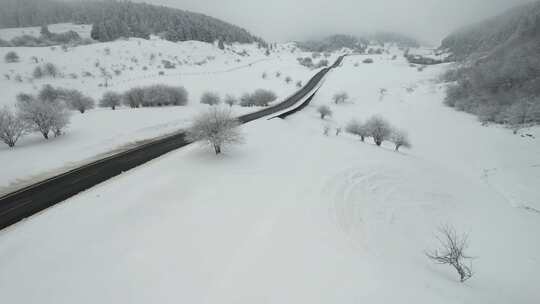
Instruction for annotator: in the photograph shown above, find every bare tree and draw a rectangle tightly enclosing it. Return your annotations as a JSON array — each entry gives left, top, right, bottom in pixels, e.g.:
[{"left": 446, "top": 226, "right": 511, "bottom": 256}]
[
  {"left": 99, "top": 91, "right": 122, "bottom": 110},
  {"left": 426, "top": 225, "right": 474, "bottom": 283},
  {"left": 346, "top": 120, "right": 369, "bottom": 142},
  {"left": 317, "top": 105, "right": 332, "bottom": 119},
  {"left": 333, "top": 92, "right": 349, "bottom": 104},
  {"left": 240, "top": 89, "right": 277, "bottom": 107},
  {"left": 17, "top": 95, "right": 70, "bottom": 139},
  {"left": 391, "top": 129, "right": 411, "bottom": 151},
  {"left": 186, "top": 107, "right": 243, "bottom": 154},
  {"left": 224, "top": 94, "right": 237, "bottom": 107},
  {"left": 200, "top": 91, "right": 221, "bottom": 106},
  {"left": 323, "top": 125, "right": 331, "bottom": 136},
  {"left": 50, "top": 104, "right": 71, "bottom": 137},
  {"left": 365, "top": 115, "right": 392, "bottom": 146},
  {"left": 0, "top": 106, "right": 26, "bottom": 147},
  {"left": 335, "top": 127, "right": 342, "bottom": 136},
  {"left": 62, "top": 90, "right": 95, "bottom": 113}
]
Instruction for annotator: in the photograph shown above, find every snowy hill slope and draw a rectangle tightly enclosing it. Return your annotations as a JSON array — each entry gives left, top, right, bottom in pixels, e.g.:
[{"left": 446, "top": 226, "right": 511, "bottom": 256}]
[{"left": 0, "top": 49, "right": 538, "bottom": 303}]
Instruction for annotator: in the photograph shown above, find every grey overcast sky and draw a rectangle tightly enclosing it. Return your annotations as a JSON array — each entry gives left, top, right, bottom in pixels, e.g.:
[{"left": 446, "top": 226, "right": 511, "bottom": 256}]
[{"left": 128, "top": 0, "right": 531, "bottom": 44}]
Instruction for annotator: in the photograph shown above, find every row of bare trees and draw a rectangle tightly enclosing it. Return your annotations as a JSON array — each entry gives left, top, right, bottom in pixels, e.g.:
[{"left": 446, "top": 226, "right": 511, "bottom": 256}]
[
  {"left": 345, "top": 115, "right": 410, "bottom": 151},
  {"left": 0, "top": 85, "right": 99, "bottom": 148}
]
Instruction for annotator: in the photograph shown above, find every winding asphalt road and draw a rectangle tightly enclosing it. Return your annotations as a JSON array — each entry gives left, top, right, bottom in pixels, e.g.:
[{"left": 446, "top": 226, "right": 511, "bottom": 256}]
[{"left": 0, "top": 55, "right": 345, "bottom": 230}]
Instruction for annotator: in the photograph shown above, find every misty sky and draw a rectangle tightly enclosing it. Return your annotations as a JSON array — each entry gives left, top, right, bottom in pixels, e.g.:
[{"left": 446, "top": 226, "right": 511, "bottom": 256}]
[{"left": 128, "top": 0, "right": 530, "bottom": 44}]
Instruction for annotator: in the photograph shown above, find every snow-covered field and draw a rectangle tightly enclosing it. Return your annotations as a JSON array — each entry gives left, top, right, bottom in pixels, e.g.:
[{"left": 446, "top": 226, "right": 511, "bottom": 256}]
[
  {"left": 1, "top": 36, "right": 539, "bottom": 303},
  {"left": 0, "top": 35, "right": 335, "bottom": 191}
]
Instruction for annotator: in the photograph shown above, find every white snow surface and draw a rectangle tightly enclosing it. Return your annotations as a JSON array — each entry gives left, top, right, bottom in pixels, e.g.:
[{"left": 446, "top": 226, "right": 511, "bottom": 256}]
[{"left": 0, "top": 40, "right": 539, "bottom": 303}]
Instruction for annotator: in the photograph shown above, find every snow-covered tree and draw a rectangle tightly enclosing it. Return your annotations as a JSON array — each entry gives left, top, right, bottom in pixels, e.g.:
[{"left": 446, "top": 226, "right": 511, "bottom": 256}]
[
  {"left": 186, "top": 107, "right": 243, "bottom": 154},
  {"left": 365, "top": 115, "right": 392, "bottom": 146},
  {"left": 346, "top": 120, "right": 369, "bottom": 141},
  {"left": 99, "top": 91, "right": 122, "bottom": 110},
  {"left": 123, "top": 87, "right": 145, "bottom": 108},
  {"left": 62, "top": 90, "right": 95, "bottom": 113},
  {"left": 240, "top": 89, "right": 277, "bottom": 107},
  {"left": 0, "top": 106, "right": 26, "bottom": 147},
  {"left": 224, "top": 94, "right": 237, "bottom": 106},
  {"left": 200, "top": 91, "right": 221, "bottom": 106},
  {"left": 17, "top": 95, "right": 70, "bottom": 139},
  {"left": 317, "top": 105, "right": 332, "bottom": 119},
  {"left": 391, "top": 128, "right": 411, "bottom": 151}
]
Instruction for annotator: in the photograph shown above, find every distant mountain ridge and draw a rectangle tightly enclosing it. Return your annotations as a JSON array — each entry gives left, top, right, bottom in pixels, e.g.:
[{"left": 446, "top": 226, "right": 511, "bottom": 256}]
[
  {"left": 0, "top": 0, "right": 265, "bottom": 45},
  {"left": 441, "top": 1, "right": 540, "bottom": 60},
  {"left": 297, "top": 32, "right": 419, "bottom": 52}
]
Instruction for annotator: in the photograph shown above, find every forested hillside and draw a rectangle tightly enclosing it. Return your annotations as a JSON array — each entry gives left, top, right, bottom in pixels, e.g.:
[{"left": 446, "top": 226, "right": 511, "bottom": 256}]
[
  {"left": 441, "top": 1, "right": 540, "bottom": 127},
  {"left": 0, "top": 0, "right": 265, "bottom": 44},
  {"left": 296, "top": 35, "right": 368, "bottom": 52}
]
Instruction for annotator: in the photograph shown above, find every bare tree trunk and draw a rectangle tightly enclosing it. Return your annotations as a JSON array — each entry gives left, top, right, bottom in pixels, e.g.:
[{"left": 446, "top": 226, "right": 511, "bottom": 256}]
[
  {"left": 42, "top": 131, "right": 49, "bottom": 139},
  {"left": 214, "top": 144, "right": 221, "bottom": 154}
]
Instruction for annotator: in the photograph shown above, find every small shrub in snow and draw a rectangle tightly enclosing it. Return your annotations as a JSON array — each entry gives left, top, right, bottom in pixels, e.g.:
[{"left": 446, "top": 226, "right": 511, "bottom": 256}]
[
  {"left": 158, "top": 71, "right": 165, "bottom": 76},
  {"left": 317, "top": 105, "right": 332, "bottom": 119},
  {"left": 186, "top": 107, "right": 243, "bottom": 155},
  {"left": 346, "top": 120, "right": 369, "bottom": 141},
  {"left": 200, "top": 92, "right": 221, "bottom": 106},
  {"left": 5, "top": 51, "right": 20, "bottom": 63},
  {"left": 312, "top": 52, "right": 321, "bottom": 59},
  {"left": 391, "top": 129, "right": 411, "bottom": 151},
  {"left": 336, "top": 127, "right": 342, "bottom": 136},
  {"left": 275, "top": 71, "right": 281, "bottom": 78},
  {"left": 332, "top": 92, "right": 349, "bottom": 104},
  {"left": 162, "top": 60, "right": 175, "bottom": 69},
  {"left": 262, "top": 72, "right": 267, "bottom": 79},
  {"left": 426, "top": 225, "right": 474, "bottom": 283},
  {"left": 240, "top": 89, "right": 277, "bottom": 107},
  {"left": 363, "top": 58, "right": 374, "bottom": 64},
  {"left": 365, "top": 115, "right": 392, "bottom": 146},
  {"left": 33, "top": 63, "right": 60, "bottom": 78},
  {"left": 296, "top": 81, "right": 303, "bottom": 88},
  {"left": 297, "top": 57, "right": 314, "bottom": 68},
  {"left": 285, "top": 76, "right": 292, "bottom": 84},
  {"left": 82, "top": 71, "right": 93, "bottom": 78},
  {"left": 0, "top": 106, "right": 26, "bottom": 147},
  {"left": 323, "top": 125, "right": 331, "bottom": 136},
  {"left": 224, "top": 94, "right": 237, "bottom": 106},
  {"left": 99, "top": 91, "right": 122, "bottom": 110}
]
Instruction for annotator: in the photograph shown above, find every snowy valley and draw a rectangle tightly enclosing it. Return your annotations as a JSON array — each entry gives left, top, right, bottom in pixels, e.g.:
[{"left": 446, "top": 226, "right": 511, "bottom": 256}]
[{"left": 1, "top": 1, "right": 539, "bottom": 304}]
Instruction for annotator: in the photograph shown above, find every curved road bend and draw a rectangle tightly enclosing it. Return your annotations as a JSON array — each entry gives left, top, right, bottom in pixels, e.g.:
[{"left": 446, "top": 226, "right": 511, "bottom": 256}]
[{"left": 0, "top": 55, "right": 346, "bottom": 230}]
